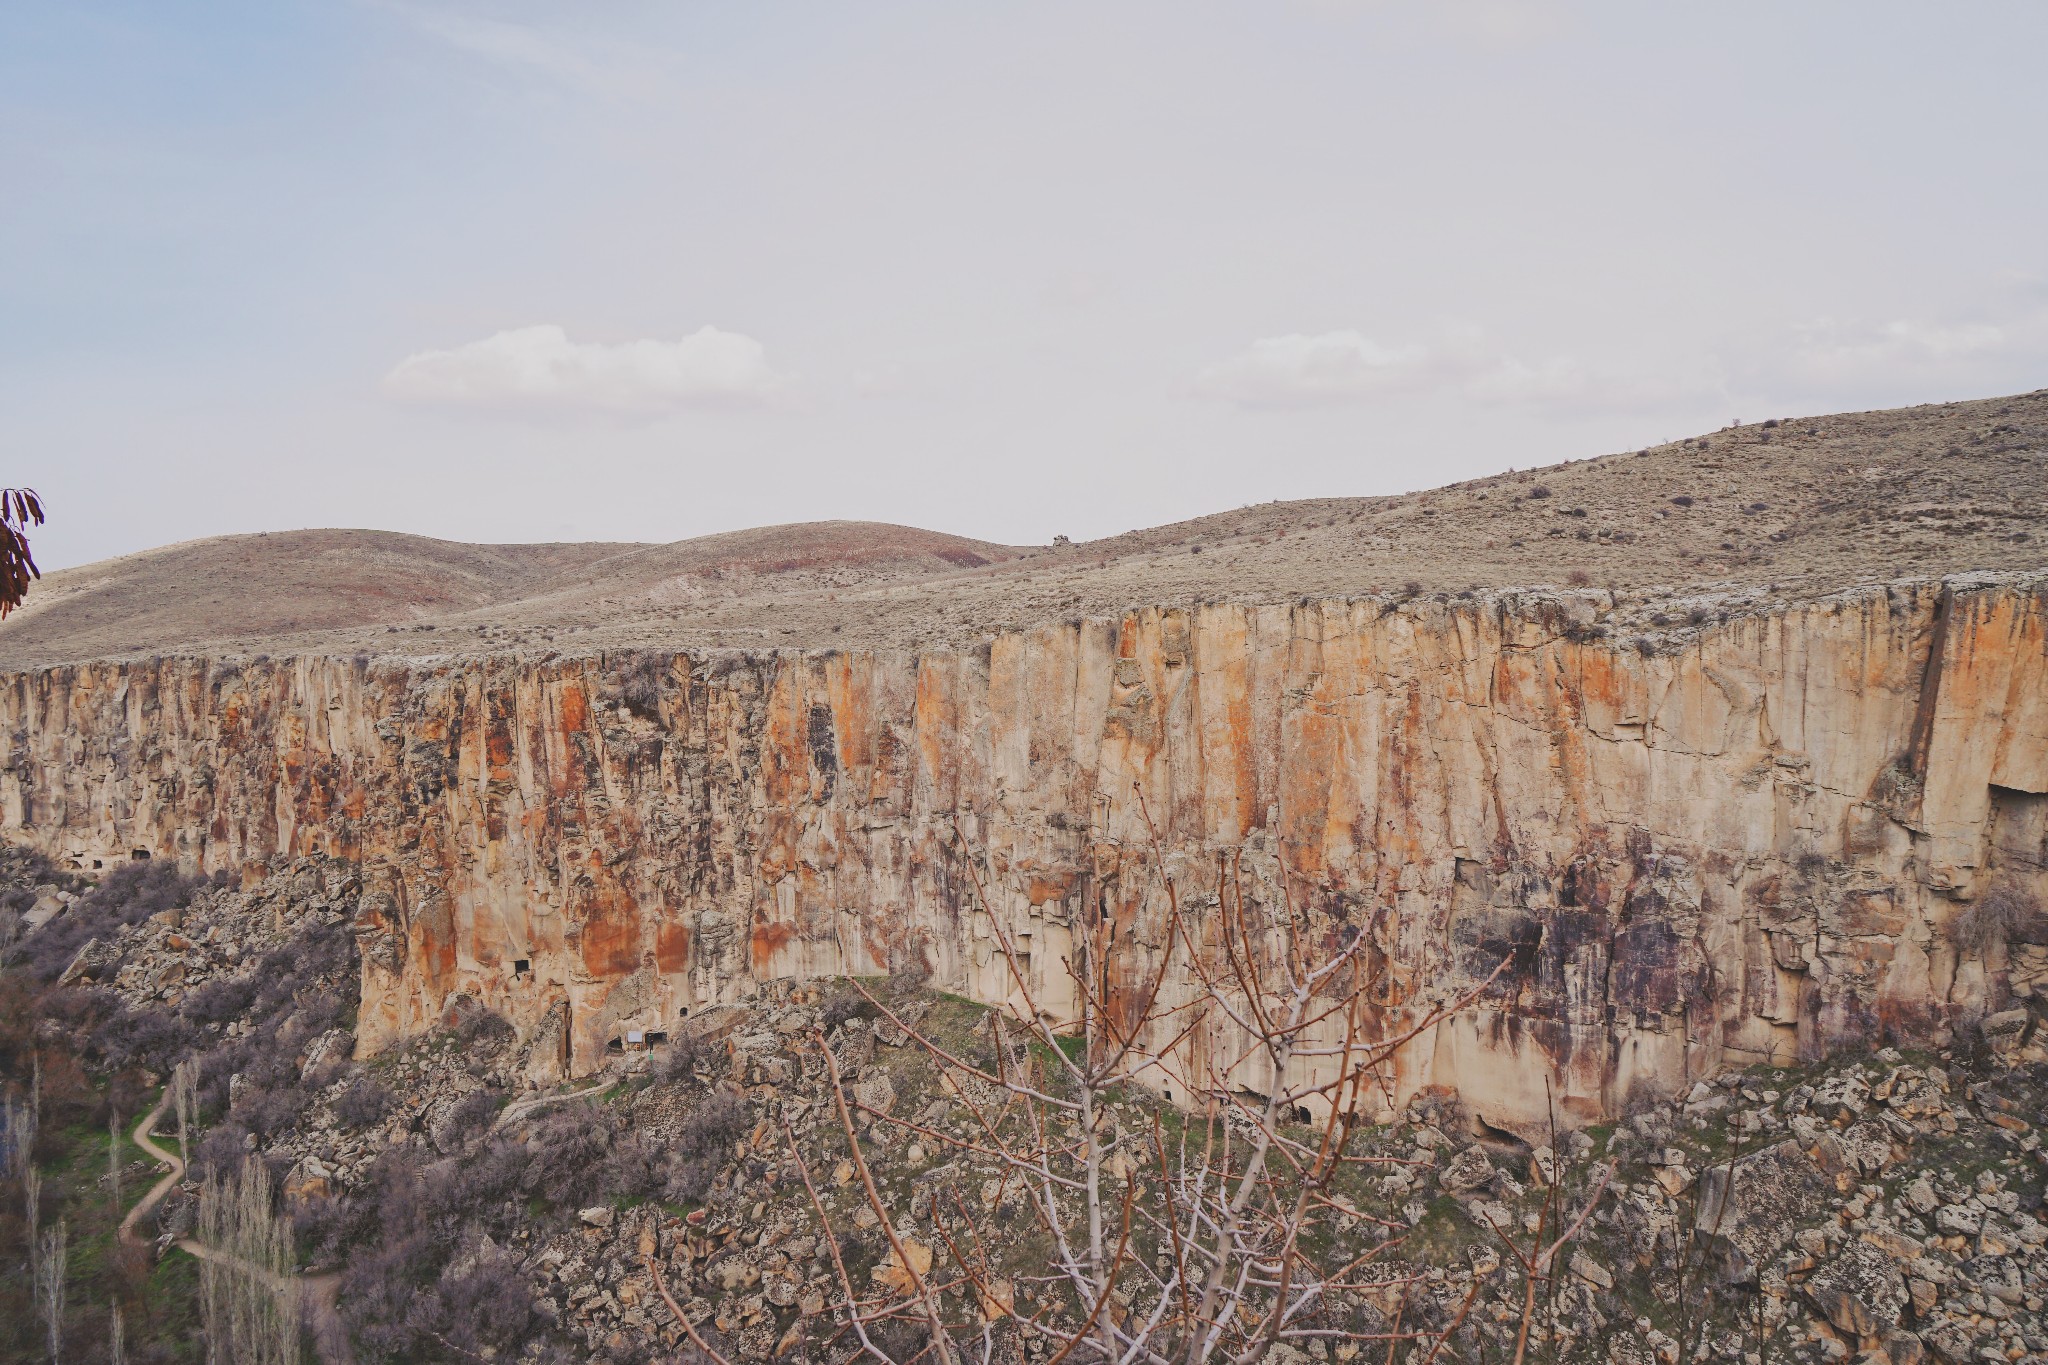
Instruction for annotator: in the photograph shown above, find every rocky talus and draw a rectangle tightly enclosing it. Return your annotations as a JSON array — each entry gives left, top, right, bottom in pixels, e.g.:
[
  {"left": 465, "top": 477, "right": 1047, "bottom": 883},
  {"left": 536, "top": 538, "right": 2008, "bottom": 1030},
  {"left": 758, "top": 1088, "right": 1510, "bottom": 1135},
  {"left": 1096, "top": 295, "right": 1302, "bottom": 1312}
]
[
  {"left": 4, "top": 577, "right": 2046, "bottom": 1132},
  {"left": 36, "top": 856, "right": 2048, "bottom": 1365}
]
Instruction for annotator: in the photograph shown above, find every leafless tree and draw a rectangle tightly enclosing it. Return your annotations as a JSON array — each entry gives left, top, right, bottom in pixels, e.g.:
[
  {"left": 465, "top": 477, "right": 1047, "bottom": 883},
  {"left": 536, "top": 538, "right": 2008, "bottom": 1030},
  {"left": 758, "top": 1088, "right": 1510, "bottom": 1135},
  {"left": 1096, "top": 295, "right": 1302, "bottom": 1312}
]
[
  {"left": 198, "top": 1158, "right": 303, "bottom": 1365},
  {"left": 653, "top": 786, "right": 1528, "bottom": 1365},
  {"left": 172, "top": 1057, "right": 197, "bottom": 1170},
  {"left": 109, "top": 1107, "right": 123, "bottom": 1210},
  {"left": 1, "top": 1090, "right": 34, "bottom": 1185},
  {"left": 34, "top": 1218, "right": 67, "bottom": 1364}
]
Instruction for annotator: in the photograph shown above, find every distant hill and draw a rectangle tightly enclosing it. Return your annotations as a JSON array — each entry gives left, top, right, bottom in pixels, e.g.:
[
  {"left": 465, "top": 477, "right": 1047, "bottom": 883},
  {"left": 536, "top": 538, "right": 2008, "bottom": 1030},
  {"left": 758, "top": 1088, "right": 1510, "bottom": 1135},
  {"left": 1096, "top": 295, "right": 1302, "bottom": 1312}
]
[{"left": 3, "top": 390, "right": 2043, "bottom": 667}]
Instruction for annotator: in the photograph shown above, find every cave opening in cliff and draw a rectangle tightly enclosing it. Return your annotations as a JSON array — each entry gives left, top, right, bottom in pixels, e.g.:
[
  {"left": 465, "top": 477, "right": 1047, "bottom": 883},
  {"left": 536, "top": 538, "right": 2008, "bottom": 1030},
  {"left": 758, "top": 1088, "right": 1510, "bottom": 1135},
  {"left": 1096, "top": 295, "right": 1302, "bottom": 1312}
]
[
  {"left": 131, "top": 848, "right": 150, "bottom": 861},
  {"left": 644, "top": 1030, "right": 668, "bottom": 1045},
  {"left": 513, "top": 959, "right": 530, "bottom": 976},
  {"left": 678, "top": 1006, "right": 689, "bottom": 1017}
]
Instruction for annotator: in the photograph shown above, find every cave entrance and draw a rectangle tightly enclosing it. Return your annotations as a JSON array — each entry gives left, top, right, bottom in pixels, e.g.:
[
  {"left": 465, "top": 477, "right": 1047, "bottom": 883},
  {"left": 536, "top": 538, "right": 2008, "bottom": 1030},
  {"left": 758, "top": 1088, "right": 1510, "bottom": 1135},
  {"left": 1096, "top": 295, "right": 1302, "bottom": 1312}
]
[
  {"left": 513, "top": 959, "right": 530, "bottom": 977},
  {"left": 644, "top": 1031, "right": 669, "bottom": 1046}
]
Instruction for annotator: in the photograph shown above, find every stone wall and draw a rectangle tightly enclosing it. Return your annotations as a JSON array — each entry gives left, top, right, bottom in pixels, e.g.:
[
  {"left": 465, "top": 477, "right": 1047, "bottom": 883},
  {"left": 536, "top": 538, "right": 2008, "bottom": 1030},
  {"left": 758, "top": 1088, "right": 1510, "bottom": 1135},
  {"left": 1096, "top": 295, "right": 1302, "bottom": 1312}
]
[{"left": 5, "top": 579, "right": 2044, "bottom": 1134}]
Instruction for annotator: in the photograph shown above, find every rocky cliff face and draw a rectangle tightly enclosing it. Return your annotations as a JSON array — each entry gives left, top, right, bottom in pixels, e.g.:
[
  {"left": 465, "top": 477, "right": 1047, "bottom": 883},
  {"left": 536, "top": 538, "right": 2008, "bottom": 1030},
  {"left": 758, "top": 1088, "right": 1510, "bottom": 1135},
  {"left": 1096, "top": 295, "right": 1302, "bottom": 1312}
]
[{"left": 5, "top": 579, "right": 2044, "bottom": 1134}]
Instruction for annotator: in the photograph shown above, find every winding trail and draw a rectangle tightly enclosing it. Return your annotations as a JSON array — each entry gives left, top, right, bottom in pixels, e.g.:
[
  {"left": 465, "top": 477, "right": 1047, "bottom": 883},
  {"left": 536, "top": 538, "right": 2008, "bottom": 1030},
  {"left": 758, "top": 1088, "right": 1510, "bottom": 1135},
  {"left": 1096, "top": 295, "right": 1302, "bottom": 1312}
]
[
  {"left": 124, "top": 1088, "right": 352, "bottom": 1365},
  {"left": 494, "top": 1081, "right": 610, "bottom": 1128}
]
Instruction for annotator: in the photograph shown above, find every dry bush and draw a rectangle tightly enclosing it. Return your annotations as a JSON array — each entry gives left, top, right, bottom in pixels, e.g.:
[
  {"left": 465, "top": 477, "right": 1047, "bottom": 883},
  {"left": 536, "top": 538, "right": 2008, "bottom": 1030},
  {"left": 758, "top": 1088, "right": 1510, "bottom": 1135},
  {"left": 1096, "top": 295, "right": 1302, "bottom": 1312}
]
[
  {"left": 18, "top": 861, "right": 219, "bottom": 982},
  {"left": 646, "top": 791, "right": 1594, "bottom": 1365},
  {"left": 1950, "top": 878, "right": 2048, "bottom": 956},
  {"left": 605, "top": 652, "right": 670, "bottom": 722},
  {"left": 821, "top": 986, "right": 880, "bottom": 1033},
  {"left": 658, "top": 1031, "right": 722, "bottom": 1084},
  {"left": 333, "top": 1076, "right": 392, "bottom": 1130},
  {"left": 665, "top": 1092, "right": 753, "bottom": 1203}
]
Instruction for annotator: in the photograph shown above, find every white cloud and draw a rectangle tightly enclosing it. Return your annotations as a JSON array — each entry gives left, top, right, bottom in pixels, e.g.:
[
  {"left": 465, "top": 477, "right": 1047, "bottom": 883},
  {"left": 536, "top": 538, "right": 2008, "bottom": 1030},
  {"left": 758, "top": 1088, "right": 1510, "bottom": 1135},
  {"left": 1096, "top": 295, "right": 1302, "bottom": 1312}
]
[
  {"left": 1194, "top": 328, "right": 1714, "bottom": 414},
  {"left": 1778, "top": 316, "right": 2012, "bottom": 386},
  {"left": 1192, "top": 331, "right": 1435, "bottom": 406},
  {"left": 384, "top": 324, "right": 788, "bottom": 415},
  {"left": 1461, "top": 352, "right": 1590, "bottom": 405},
  {"left": 1710, "top": 306, "right": 2048, "bottom": 409},
  {"left": 398, "top": 10, "right": 598, "bottom": 83},
  {"left": 375, "top": 3, "right": 671, "bottom": 102}
]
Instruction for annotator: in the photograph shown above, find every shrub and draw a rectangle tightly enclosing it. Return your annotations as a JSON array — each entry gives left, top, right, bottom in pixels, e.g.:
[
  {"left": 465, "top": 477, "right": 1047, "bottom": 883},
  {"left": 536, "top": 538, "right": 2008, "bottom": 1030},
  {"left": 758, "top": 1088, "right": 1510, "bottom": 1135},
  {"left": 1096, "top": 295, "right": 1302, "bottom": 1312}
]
[
  {"left": 0, "top": 848, "right": 78, "bottom": 918},
  {"left": 450, "top": 1003, "right": 515, "bottom": 1052},
  {"left": 412, "top": 1244, "right": 539, "bottom": 1357},
  {"left": 233, "top": 1081, "right": 310, "bottom": 1141},
  {"left": 1950, "top": 880, "right": 2048, "bottom": 957},
  {"left": 419, "top": 1141, "right": 526, "bottom": 1230},
  {"left": 606, "top": 653, "right": 668, "bottom": 722},
  {"left": 1527, "top": 485, "right": 1551, "bottom": 499},
  {"left": 19, "top": 861, "right": 215, "bottom": 982},
  {"left": 1565, "top": 569, "right": 1593, "bottom": 587},
  {"left": 821, "top": 988, "right": 878, "bottom": 1033},
  {"left": 335, "top": 1077, "right": 392, "bottom": 1129},
  {"left": 887, "top": 960, "right": 932, "bottom": 996},
  {"left": 659, "top": 1033, "right": 718, "bottom": 1084},
  {"left": 338, "top": 1230, "right": 441, "bottom": 1358},
  {"left": 516, "top": 1105, "right": 618, "bottom": 1211},
  {"left": 92, "top": 999, "right": 200, "bottom": 1072},
  {"left": 248, "top": 921, "right": 357, "bottom": 1020},
  {"left": 192, "top": 1122, "right": 255, "bottom": 1183},
  {"left": 439, "top": 1090, "right": 499, "bottom": 1144},
  {"left": 665, "top": 1092, "right": 752, "bottom": 1203},
  {"left": 184, "top": 975, "right": 260, "bottom": 1026}
]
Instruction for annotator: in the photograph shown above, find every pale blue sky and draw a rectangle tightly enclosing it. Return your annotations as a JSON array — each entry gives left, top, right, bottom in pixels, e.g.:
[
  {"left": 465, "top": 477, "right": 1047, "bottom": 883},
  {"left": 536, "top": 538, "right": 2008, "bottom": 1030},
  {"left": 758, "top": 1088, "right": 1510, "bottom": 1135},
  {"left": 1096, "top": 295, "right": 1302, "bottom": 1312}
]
[{"left": 6, "top": 1, "right": 2046, "bottom": 569}]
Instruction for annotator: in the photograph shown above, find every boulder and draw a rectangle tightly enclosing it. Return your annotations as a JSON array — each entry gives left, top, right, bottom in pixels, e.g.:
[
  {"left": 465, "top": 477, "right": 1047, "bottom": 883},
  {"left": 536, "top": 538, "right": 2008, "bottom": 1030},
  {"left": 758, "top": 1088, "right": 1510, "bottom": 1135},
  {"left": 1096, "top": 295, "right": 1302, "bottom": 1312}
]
[
  {"left": 522, "top": 1001, "right": 571, "bottom": 1088},
  {"left": 1838, "top": 1120, "right": 1896, "bottom": 1174},
  {"left": 301, "top": 1028, "right": 354, "bottom": 1077},
  {"left": 1801, "top": 1240, "right": 1907, "bottom": 1340},
  {"left": 852, "top": 1070, "right": 897, "bottom": 1116},
  {"left": 1810, "top": 1074, "right": 1871, "bottom": 1122},
  {"left": 1440, "top": 1144, "right": 1496, "bottom": 1194},
  {"left": 1693, "top": 1139, "right": 1831, "bottom": 1279},
  {"left": 871, "top": 1238, "right": 933, "bottom": 1295},
  {"left": 1569, "top": 1249, "right": 1614, "bottom": 1291}
]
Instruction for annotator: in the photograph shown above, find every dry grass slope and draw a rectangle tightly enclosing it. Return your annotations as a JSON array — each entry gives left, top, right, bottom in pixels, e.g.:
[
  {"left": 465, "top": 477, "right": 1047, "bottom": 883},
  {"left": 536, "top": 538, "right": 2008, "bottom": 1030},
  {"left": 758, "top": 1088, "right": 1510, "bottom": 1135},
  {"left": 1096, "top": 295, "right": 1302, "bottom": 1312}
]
[{"left": 3, "top": 389, "right": 2044, "bottom": 667}]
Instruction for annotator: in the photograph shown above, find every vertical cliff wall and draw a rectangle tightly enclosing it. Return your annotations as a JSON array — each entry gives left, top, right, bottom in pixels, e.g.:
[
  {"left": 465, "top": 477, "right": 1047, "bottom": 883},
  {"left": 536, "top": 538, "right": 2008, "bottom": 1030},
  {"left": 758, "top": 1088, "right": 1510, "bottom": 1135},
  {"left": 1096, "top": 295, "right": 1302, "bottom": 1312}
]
[{"left": 5, "top": 580, "right": 2044, "bottom": 1133}]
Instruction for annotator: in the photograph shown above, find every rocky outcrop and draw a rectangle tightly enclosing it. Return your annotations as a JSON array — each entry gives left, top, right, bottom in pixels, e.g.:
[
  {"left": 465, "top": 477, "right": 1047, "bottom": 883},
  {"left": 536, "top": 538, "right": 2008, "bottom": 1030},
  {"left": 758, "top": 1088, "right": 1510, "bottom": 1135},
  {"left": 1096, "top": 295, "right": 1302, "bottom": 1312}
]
[{"left": 4, "top": 578, "right": 2045, "bottom": 1132}]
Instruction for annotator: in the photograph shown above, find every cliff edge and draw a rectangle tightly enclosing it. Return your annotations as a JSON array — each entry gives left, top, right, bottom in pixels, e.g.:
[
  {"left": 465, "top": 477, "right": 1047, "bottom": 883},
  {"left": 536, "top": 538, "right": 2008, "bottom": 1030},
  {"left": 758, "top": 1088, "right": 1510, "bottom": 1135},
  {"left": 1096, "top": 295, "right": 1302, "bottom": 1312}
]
[{"left": 4, "top": 391, "right": 2046, "bottom": 1134}]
